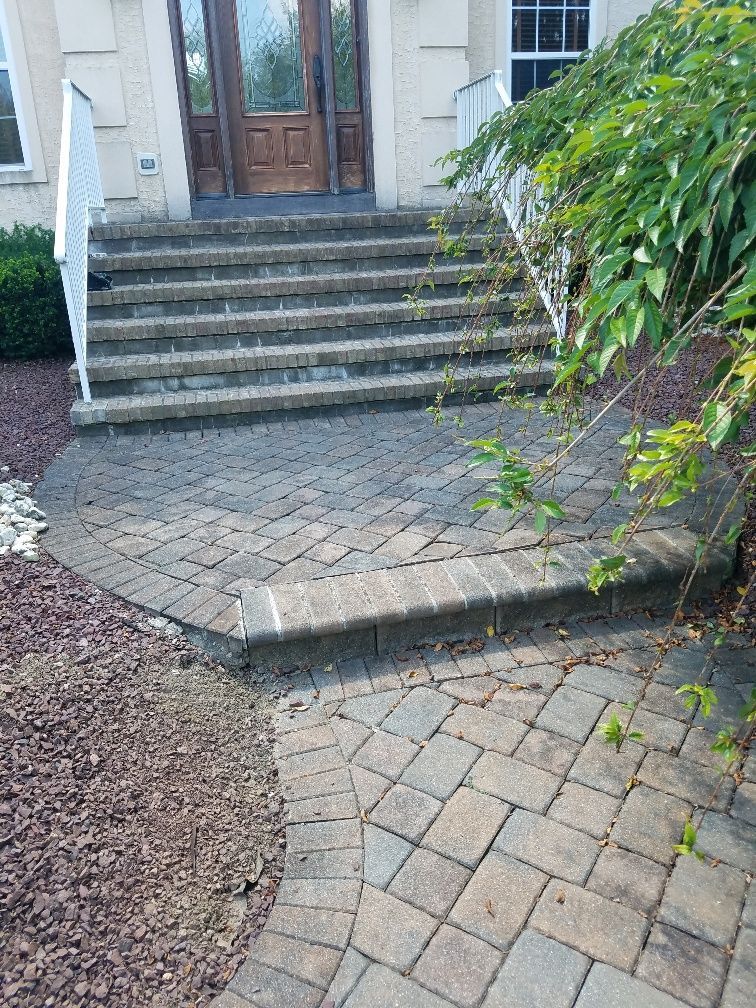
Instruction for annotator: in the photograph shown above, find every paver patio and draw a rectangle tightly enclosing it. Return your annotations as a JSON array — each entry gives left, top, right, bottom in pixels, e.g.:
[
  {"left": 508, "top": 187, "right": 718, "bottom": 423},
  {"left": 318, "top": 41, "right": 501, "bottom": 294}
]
[
  {"left": 37, "top": 401, "right": 728, "bottom": 664},
  {"left": 212, "top": 611, "right": 755, "bottom": 1008}
]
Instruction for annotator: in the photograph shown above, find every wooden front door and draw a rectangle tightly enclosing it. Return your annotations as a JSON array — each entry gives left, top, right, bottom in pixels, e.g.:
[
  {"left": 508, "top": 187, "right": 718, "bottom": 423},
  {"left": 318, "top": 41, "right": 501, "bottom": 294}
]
[{"left": 172, "top": 0, "right": 368, "bottom": 198}]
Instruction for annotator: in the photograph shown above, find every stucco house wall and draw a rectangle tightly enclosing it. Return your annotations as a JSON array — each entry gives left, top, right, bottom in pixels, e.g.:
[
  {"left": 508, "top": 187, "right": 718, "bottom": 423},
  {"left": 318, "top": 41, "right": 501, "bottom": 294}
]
[{"left": 0, "top": 0, "right": 657, "bottom": 229}]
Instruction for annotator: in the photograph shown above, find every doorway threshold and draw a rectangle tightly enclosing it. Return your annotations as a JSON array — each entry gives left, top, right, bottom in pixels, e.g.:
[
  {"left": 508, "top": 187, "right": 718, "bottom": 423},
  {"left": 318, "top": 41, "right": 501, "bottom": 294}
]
[{"left": 191, "top": 191, "right": 377, "bottom": 219}]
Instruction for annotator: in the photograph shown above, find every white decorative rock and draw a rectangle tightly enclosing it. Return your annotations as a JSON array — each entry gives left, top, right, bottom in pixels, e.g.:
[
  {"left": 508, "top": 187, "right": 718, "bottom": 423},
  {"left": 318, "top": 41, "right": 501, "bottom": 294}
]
[{"left": 0, "top": 474, "right": 49, "bottom": 562}]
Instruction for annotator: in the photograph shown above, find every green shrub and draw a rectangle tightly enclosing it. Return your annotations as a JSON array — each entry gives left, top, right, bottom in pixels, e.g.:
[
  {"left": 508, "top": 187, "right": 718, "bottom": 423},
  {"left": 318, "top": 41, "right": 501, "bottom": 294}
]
[{"left": 0, "top": 224, "right": 71, "bottom": 359}]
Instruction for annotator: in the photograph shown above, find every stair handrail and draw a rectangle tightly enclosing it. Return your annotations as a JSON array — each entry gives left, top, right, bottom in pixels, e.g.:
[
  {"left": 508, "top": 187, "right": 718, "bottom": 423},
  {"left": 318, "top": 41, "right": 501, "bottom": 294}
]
[
  {"left": 454, "top": 71, "right": 568, "bottom": 343},
  {"left": 54, "top": 79, "right": 107, "bottom": 404}
]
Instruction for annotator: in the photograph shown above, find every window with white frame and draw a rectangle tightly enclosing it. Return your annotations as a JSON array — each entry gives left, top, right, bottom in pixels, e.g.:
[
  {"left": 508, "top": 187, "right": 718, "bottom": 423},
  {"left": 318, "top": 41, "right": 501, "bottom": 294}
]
[
  {"left": 0, "top": 14, "right": 25, "bottom": 167},
  {"left": 510, "top": 0, "right": 590, "bottom": 102}
]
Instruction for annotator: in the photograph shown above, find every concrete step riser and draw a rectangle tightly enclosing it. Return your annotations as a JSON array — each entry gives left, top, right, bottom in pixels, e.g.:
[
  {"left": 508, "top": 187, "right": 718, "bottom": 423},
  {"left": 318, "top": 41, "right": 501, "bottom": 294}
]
[
  {"left": 89, "top": 220, "right": 480, "bottom": 255},
  {"left": 87, "top": 276, "right": 504, "bottom": 321},
  {"left": 99, "top": 250, "right": 486, "bottom": 286},
  {"left": 87, "top": 307, "right": 526, "bottom": 357},
  {"left": 71, "top": 372, "right": 552, "bottom": 436},
  {"left": 82, "top": 347, "right": 528, "bottom": 397}
]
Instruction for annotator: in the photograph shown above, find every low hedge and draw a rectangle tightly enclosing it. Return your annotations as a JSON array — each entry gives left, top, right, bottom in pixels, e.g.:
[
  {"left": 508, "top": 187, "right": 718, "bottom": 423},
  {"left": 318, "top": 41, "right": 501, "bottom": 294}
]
[{"left": 0, "top": 224, "right": 71, "bottom": 359}]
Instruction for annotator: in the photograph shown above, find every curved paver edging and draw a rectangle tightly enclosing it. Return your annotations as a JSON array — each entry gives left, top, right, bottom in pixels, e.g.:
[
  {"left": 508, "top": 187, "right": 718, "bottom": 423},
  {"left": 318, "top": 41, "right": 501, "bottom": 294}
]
[
  {"left": 37, "top": 444, "right": 247, "bottom": 666},
  {"left": 211, "top": 676, "right": 366, "bottom": 1007}
]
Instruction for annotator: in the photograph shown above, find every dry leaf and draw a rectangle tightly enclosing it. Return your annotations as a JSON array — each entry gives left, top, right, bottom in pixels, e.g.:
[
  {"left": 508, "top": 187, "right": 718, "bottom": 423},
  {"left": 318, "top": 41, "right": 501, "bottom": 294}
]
[
  {"left": 484, "top": 898, "right": 495, "bottom": 917},
  {"left": 555, "top": 889, "right": 566, "bottom": 904},
  {"left": 360, "top": 809, "right": 369, "bottom": 823},
  {"left": 486, "top": 626, "right": 495, "bottom": 638},
  {"left": 509, "top": 683, "right": 526, "bottom": 691},
  {"left": 288, "top": 700, "right": 310, "bottom": 711},
  {"left": 324, "top": 664, "right": 333, "bottom": 673}
]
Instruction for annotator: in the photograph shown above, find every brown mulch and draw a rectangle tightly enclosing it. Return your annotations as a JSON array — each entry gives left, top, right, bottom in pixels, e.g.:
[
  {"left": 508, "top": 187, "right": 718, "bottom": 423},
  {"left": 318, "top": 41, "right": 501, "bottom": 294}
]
[
  {"left": 1, "top": 358, "right": 75, "bottom": 483},
  {"left": 0, "top": 359, "right": 287, "bottom": 1008}
]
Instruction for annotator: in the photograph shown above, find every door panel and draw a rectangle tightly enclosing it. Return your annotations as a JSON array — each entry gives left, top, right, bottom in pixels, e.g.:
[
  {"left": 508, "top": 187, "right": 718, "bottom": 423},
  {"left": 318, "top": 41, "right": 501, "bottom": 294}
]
[
  {"left": 173, "top": 0, "right": 369, "bottom": 197},
  {"left": 173, "top": 0, "right": 227, "bottom": 194},
  {"left": 330, "top": 0, "right": 365, "bottom": 189},
  {"left": 218, "top": 0, "right": 329, "bottom": 194}
]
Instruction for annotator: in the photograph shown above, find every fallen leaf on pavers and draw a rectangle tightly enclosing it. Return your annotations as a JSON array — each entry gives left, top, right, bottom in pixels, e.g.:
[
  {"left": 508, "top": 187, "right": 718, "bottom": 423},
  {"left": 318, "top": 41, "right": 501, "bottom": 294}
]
[
  {"left": 455, "top": 731, "right": 465, "bottom": 740},
  {"left": 484, "top": 899, "right": 495, "bottom": 917},
  {"left": 528, "top": 682, "right": 542, "bottom": 690},
  {"left": 626, "top": 776, "right": 639, "bottom": 791},
  {"left": 508, "top": 683, "right": 526, "bottom": 691},
  {"left": 487, "top": 626, "right": 495, "bottom": 637},
  {"left": 288, "top": 701, "right": 310, "bottom": 711},
  {"left": 483, "top": 692, "right": 495, "bottom": 703},
  {"left": 555, "top": 890, "right": 566, "bottom": 904},
  {"left": 324, "top": 664, "right": 333, "bottom": 673},
  {"left": 408, "top": 670, "right": 420, "bottom": 678},
  {"left": 434, "top": 643, "right": 445, "bottom": 652},
  {"left": 556, "top": 627, "right": 570, "bottom": 638},
  {"left": 360, "top": 809, "right": 369, "bottom": 823},
  {"left": 418, "top": 740, "right": 428, "bottom": 748}
]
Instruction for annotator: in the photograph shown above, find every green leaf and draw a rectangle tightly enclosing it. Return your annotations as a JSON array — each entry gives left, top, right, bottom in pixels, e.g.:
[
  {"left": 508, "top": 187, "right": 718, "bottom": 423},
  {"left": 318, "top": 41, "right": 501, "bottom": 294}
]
[
  {"left": 645, "top": 267, "right": 667, "bottom": 302},
  {"left": 702, "top": 402, "right": 733, "bottom": 450},
  {"left": 534, "top": 508, "right": 547, "bottom": 534},
  {"left": 541, "top": 499, "right": 567, "bottom": 519}
]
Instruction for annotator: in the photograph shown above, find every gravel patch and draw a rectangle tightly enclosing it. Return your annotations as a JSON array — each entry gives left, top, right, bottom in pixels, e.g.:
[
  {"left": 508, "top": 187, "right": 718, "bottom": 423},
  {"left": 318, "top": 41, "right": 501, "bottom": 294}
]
[
  {"left": 0, "top": 358, "right": 74, "bottom": 484},
  {"left": 1, "top": 359, "right": 287, "bottom": 1007}
]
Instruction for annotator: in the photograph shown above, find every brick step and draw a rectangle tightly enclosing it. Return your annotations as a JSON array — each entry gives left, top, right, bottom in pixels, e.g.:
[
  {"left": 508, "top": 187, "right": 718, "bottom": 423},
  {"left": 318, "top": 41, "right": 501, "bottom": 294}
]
[
  {"left": 87, "top": 294, "right": 525, "bottom": 356},
  {"left": 240, "top": 529, "right": 735, "bottom": 667},
  {"left": 90, "top": 209, "right": 482, "bottom": 253},
  {"left": 86, "top": 265, "right": 497, "bottom": 320},
  {"left": 90, "top": 233, "right": 498, "bottom": 285},
  {"left": 74, "top": 327, "right": 551, "bottom": 397},
  {"left": 70, "top": 359, "right": 555, "bottom": 433}
]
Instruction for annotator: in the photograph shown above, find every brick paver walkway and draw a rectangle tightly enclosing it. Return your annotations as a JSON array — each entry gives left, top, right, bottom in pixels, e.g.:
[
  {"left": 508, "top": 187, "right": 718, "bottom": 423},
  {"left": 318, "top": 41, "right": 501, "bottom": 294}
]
[{"left": 220, "top": 613, "right": 755, "bottom": 1008}]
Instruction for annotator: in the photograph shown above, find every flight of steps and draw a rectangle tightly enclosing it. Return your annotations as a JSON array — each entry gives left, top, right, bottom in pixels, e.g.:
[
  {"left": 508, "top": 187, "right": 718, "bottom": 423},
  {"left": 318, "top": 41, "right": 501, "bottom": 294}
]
[{"left": 72, "top": 210, "right": 552, "bottom": 433}]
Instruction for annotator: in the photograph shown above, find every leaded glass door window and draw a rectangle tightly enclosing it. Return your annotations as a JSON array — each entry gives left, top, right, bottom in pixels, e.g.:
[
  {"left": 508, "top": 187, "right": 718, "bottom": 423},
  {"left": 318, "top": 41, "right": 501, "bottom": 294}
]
[
  {"left": 171, "top": 0, "right": 368, "bottom": 197},
  {"left": 510, "top": 0, "right": 591, "bottom": 102}
]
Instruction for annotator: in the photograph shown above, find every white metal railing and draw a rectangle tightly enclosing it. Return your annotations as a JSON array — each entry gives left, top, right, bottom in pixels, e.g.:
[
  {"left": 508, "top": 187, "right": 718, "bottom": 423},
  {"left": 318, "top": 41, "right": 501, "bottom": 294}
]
[
  {"left": 454, "top": 72, "right": 568, "bottom": 343},
  {"left": 54, "top": 79, "right": 106, "bottom": 403}
]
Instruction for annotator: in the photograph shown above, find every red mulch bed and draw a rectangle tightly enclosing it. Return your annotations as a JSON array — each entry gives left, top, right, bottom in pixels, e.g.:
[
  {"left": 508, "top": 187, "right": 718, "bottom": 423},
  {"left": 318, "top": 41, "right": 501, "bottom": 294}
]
[{"left": 1, "top": 359, "right": 286, "bottom": 1008}]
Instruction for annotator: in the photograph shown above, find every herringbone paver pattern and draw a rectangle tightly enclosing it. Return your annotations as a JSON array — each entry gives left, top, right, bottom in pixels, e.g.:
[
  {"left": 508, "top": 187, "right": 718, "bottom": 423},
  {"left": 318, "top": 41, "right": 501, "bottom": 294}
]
[{"left": 214, "top": 613, "right": 755, "bottom": 1008}]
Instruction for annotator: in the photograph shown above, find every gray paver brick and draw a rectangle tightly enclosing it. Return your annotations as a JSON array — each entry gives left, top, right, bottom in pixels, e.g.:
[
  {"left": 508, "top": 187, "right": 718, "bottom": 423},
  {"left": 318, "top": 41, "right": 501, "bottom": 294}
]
[
  {"left": 721, "top": 925, "right": 756, "bottom": 1008},
  {"left": 638, "top": 750, "right": 734, "bottom": 812},
  {"left": 287, "top": 791, "right": 358, "bottom": 825},
  {"left": 250, "top": 931, "right": 342, "bottom": 989},
  {"left": 276, "top": 877, "right": 361, "bottom": 913},
  {"left": 659, "top": 856, "right": 747, "bottom": 947},
  {"left": 568, "top": 736, "right": 645, "bottom": 798},
  {"left": 412, "top": 924, "right": 502, "bottom": 1008},
  {"left": 351, "top": 765, "right": 392, "bottom": 812},
  {"left": 731, "top": 780, "right": 756, "bottom": 826},
  {"left": 343, "top": 964, "right": 456, "bottom": 1008},
  {"left": 494, "top": 807, "right": 599, "bottom": 884},
  {"left": 228, "top": 962, "right": 322, "bottom": 1008},
  {"left": 440, "top": 674, "right": 501, "bottom": 706},
  {"left": 339, "top": 689, "right": 405, "bottom": 726},
  {"left": 696, "top": 811, "right": 756, "bottom": 872},
  {"left": 611, "top": 784, "right": 692, "bottom": 865},
  {"left": 575, "top": 962, "right": 690, "bottom": 1008},
  {"left": 448, "top": 851, "right": 546, "bottom": 951},
  {"left": 264, "top": 904, "right": 354, "bottom": 950},
  {"left": 283, "top": 847, "right": 362, "bottom": 880},
  {"left": 485, "top": 685, "right": 547, "bottom": 722},
  {"left": 350, "top": 884, "right": 438, "bottom": 972},
  {"left": 286, "top": 818, "right": 361, "bottom": 853},
  {"left": 529, "top": 879, "right": 649, "bottom": 971},
  {"left": 637, "top": 923, "right": 728, "bottom": 1008},
  {"left": 369, "top": 783, "right": 443, "bottom": 844},
  {"left": 482, "top": 929, "right": 590, "bottom": 1008},
  {"left": 381, "top": 686, "right": 457, "bottom": 742},
  {"left": 422, "top": 786, "right": 510, "bottom": 869},
  {"left": 440, "top": 704, "right": 528, "bottom": 754},
  {"left": 468, "top": 752, "right": 562, "bottom": 813},
  {"left": 514, "top": 727, "right": 581, "bottom": 777},
  {"left": 353, "top": 730, "right": 420, "bottom": 781},
  {"left": 535, "top": 686, "right": 607, "bottom": 743},
  {"left": 399, "top": 733, "right": 482, "bottom": 800},
  {"left": 324, "top": 947, "right": 371, "bottom": 1008},
  {"left": 387, "top": 847, "right": 472, "bottom": 918},
  {"left": 363, "top": 823, "right": 413, "bottom": 890},
  {"left": 586, "top": 846, "right": 668, "bottom": 915},
  {"left": 547, "top": 781, "right": 621, "bottom": 839},
  {"left": 563, "top": 663, "right": 644, "bottom": 702}
]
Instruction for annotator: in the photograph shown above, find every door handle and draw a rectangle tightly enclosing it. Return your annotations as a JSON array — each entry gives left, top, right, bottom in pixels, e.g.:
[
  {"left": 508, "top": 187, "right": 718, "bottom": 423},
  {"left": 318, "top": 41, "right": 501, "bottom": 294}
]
[{"left": 313, "top": 54, "right": 323, "bottom": 113}]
